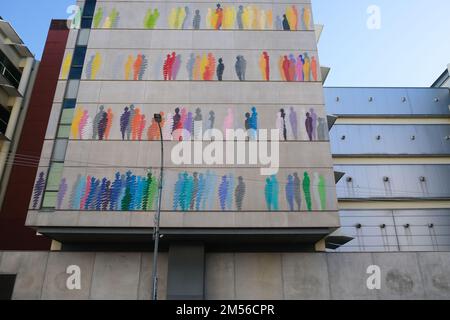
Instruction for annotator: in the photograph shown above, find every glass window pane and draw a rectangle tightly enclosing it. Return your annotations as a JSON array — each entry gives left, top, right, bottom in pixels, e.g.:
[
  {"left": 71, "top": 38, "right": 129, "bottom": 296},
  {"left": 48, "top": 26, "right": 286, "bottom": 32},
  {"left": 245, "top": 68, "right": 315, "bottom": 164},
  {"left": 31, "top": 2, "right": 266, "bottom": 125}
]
[
  {"left": 65, "top": 80, "right": 79, "bottom": 99},
  {"left": 52, "top": 139, "right": 68, "bottom": 162},
  {"left": 81, "top": 18, "right": 93, "bottom": 29},
  {"left": 76, "top": 29, "right": 90, "bottom": 46},
  {"left": 57, "top": 125, "right": 71, "bottom": 138},
  {"left": 83, "top": 0, "right": 97, "bottom": 17},
  {"left": 60, "top": 109, "right": 75, "bottom": 125},
  {"left": 46, "top": 163, "right": 64, "bottom": 191},
  {"left": 62, "top": 99, "right": 77, "bottom": 109},
  {"left": 42, "top": 191, "right": 57, "bottom": 209},
  {"left": 68, "top": 66, "right": 82, "bottom": 79},
  {"left": 72, "top": 46, "right": 87, "bottom": 66}
]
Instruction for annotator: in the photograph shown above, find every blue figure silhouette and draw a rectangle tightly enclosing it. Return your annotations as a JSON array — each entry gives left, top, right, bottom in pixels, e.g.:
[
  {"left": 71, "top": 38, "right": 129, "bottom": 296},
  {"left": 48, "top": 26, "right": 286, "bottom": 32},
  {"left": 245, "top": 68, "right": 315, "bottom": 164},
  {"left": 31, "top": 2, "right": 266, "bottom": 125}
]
[
  {"left": 265, "top": 177, "right": 273, "bottom": 210},
  {"left": 271, "top": 175, "right": 279, "bottom": 210},
  {"left": 249, "top": 106, "right": 258, "bottom": 140},
  {"left": 184, "top": 173, "right": 194, "bottom": 211},
  {"left": 219, "top": 175, "right": 229, "bottom": 211},
  {"left": 173, "top": 173, "right": 184, "bottom": 210},
  {"left": 286, "top": 175, "right": 295, "bottom": 211}
]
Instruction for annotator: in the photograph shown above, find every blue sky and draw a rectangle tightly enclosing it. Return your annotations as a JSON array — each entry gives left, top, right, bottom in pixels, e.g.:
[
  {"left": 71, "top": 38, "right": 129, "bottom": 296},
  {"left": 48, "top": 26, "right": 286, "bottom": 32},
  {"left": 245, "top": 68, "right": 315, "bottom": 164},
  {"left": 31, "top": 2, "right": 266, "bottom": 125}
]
[{"left": 1, "top": 0, "right": 449, "bottom": 87}]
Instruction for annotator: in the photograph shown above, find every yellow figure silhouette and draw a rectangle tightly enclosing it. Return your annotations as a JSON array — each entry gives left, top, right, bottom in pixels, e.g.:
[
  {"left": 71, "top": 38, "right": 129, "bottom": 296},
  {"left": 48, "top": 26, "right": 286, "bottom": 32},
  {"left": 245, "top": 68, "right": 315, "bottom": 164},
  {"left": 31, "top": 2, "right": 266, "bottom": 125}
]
[
  {"left": 193, "top": 55, "right": 202, "bottom": 80},
  {"left": 258, "top": 10, "right": 266, "bottom": 30},
  {"left": 61, "top": 52, "right": 72, "bottom": 80},
  {"left": 168, "top": 8, "right": 177, "bottom": 28},
  {"left": 176, "top": 7, "right": 186, "bottom": 29},
  {"left": 266, "top": 10, "right": 273, "bottom": 29},
  {"left": 210, "top": 7, "right": 218, "bottom": 30},
  {"left": 286, "top": 6, "right": 297, "bottom": 30},
  {"left": 242, "top": 6, "right": 250, "bottom": 29},
  {"left": 223, "top": 6, "right": 236, "bottom": 29},
  {"left": 206, "top": 8, "right": 212, "bottom": 29},
  {"left": 278, "top": 56, "right": 286, "bottom": 81},
  {"left": 124, "top": 55, "right": 133, "bottom": 80},
  {"left": 90, "top": 53, "right": 102, "bottom": 80},
  {"left": 71, "top": 108, "right": 83, "bottom": 139},
  {"left": 303, "top": 7, "right": 311, "bottom": 30},
  {"left": 259, "top": 53, "right": 266, "bottom": 80},
  {"left": 303, "top": 55, "right": 311, "bottom": 81},
  {"left": 252, "top": 6, "right": 259, "bottom": 29},
  {"left": 200, "top": 54, "right": 208, "bottom": 80}
]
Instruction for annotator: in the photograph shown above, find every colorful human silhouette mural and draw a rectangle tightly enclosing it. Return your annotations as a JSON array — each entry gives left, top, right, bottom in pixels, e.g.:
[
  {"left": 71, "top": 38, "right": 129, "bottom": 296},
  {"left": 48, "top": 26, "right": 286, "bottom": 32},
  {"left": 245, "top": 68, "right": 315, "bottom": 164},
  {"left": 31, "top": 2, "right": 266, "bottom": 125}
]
[
  {"left": 144, "top": 8, "right": 160, "bottom": 29},
  {"left": 279, "top": 53, "right": 318, "bottom": 82},
  {"left": 259, "top": 51, "right": 270, "bottom": 81}
]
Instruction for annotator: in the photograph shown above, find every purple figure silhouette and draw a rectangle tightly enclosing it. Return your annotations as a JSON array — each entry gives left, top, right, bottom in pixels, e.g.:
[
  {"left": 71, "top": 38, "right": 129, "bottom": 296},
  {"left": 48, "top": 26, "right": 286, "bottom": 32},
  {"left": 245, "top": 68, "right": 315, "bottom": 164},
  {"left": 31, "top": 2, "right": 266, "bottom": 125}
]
[
  {"left": 120, "top": 107, "right": 130, "bottom": 140},
  {"left": 289, "top": 107, "right": 298, "bottom": 140},
  {"left": 286, "top": 175, "right": 295, "bottom": 211},
  {"left": 305, "top": 112, "right": 313, "bottom": 141},
  {"left": 310, "top": 108, "right": 318, "bottom": 140}
]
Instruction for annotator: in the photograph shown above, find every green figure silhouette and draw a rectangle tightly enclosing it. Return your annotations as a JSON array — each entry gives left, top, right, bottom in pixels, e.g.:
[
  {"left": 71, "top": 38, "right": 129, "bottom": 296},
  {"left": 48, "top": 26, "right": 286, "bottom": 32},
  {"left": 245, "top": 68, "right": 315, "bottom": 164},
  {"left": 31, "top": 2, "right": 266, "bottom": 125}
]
[
  {"left": 318, "top": 175, "right": 327, "bottom": 210},
  {"left": 147, "top": 175, "right": 159, "bottom": 210},
  {"left": 303, "top": 172, "right": 312, "bottom": 211}
]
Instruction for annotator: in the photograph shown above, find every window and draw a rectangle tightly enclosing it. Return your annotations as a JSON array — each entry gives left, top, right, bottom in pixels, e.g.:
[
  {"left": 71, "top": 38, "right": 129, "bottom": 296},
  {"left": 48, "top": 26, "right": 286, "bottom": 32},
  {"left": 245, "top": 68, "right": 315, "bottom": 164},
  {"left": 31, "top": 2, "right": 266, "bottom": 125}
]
[
  {"left": 82, "top": 0, "right": 97, "bottom": 18},
  {"left": 0, "top": 51, "right": 22, "bottom": 88},
  {"left": 81, "top": 18, "right": 93, "bottom": 29},
  {"left": 72, "top": 46, "right": 87, "bottom": 67},
  {"left": 0, "top": 275, "right": 16, "bottom": 300},
  {"left": 42, "top": 191, "right": 57, "bottom": 209},
  {"left": 68, "top": 66, "right": 83, "bottom": 79},
  {"left": 57, "top": 124, "right": 71, "bottom": 138},
  {"left": 45, "top": 162, "right": 64, "bottom": 191},
  {"left": 60, "top": 109, "right": 75, "bottom": 125},
  {"left": 62, "top": 99, "right": 77, "bottom": 109},
  {"left": 52, "top": 139, "right": 68, "bottom": 162},
  {"left": 65, "top": 80, "right": 80, "bottom": 99},
  {"left": 76, "top": 29, "right": 90, "bottom": 46},
  {"left": 0, "top": 104, "right": 10, "bottom": 135}
]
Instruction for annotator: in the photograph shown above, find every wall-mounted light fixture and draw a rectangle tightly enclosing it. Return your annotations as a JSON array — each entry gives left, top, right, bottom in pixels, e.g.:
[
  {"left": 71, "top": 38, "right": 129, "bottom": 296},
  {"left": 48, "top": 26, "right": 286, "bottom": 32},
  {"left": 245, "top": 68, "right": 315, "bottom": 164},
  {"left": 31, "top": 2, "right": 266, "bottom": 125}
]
[
  {"left": 404, "top": 224, "right": 410, "bottom": 229},
  {"left": 419, "top": 176, "right": 426, "bottom": 182},
  {"left": 411, "top": 135, "right": 416, "bottom": 140},
  {"left": 356, "top": 223, "right": 362, "bottom": 229},
  {"left": 346, "top": 177, "right": 353, "bottom": 182},
  {"left": 401, "top": 97, "right": 407, "bottom": 102},
  {"left": 376, "top": 135, "right": 381, "bottom": 140},
  {"left": 341, "top": 135, "right": 346, "bottom": 140},
  {"left": 336, "top": 97, "right": 340, "bottom": 102},
  {"left": 380, "top": 224, "right": 386, "bottom": 229},
  {"left": 383, "top": 176, "right": 390, "bottom": 182},
  {"left": 434, "top": 97, "right": 439, "bottom": 102},
  {"left": 368, "top": 97, "right": 374, "bottom": 102},
  {"left": 428, "top": 223, "right": 434, "bottom": 228}
]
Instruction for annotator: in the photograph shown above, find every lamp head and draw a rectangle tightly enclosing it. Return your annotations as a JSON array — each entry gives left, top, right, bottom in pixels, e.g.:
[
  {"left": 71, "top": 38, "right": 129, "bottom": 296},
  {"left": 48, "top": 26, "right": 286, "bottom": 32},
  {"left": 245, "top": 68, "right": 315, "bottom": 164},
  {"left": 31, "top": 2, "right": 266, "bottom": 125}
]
[{"left": 154, "top": 114, "right": 162, "bottom": 123}]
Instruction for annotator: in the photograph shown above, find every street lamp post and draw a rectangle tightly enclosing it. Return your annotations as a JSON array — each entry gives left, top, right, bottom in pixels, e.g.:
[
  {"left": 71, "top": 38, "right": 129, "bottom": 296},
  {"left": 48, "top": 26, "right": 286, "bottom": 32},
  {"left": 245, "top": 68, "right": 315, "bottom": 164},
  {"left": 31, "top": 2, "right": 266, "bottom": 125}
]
[{"left": 151, "top": 113, "right": 164, "bottom": 301}]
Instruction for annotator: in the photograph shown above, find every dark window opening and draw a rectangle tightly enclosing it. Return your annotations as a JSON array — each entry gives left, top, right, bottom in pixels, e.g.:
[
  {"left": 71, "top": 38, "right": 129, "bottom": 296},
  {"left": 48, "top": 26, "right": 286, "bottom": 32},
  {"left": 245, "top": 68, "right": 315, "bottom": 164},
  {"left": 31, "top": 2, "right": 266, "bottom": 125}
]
[
  {"left": 62, "top": 99, "right": 77, "bottom": 109},
  {"left": 72, "top": 46, "right": 87, "bottom": 67},
  {"left": 0, "top": 50, "right": 22, "bottom": 88},
  {"left": 0, "top": 275, "right": 16, "bottom": 300},
  {"left": 68, "top": 66, "right": 83, "bottom": 79},
  {"left": 80, "top": 17, "right": 93, "bottom": 29},
  {"left": 0, "top": 104, "right": 11, "bottom": 135},
  {"left": 82, "top": 0, "right": 97, "bottom": 18}
]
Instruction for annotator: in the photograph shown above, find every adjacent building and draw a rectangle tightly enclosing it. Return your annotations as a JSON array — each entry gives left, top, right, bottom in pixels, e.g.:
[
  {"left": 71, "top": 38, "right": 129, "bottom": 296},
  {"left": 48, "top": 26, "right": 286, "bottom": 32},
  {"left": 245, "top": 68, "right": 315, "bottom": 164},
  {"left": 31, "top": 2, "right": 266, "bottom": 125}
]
[{"left": 0, "top": 1, "right": 449, "bottom": 300}]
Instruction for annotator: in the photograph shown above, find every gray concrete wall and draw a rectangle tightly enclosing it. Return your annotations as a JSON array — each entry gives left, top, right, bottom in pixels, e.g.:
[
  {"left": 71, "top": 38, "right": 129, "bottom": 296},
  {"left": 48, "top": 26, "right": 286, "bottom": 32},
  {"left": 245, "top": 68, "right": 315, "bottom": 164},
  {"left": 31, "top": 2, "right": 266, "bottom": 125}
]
[{"left": 1, "top": 251, "right": 449, "bottom": 300}]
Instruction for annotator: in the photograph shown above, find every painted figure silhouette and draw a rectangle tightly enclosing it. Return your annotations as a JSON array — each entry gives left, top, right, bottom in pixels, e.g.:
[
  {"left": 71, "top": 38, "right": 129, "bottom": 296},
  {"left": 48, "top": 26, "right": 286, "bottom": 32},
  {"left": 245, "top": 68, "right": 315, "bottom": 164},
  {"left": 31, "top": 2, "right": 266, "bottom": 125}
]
[
  {"left": 293, "top": 172, "right": 302, "bottom": 210},
  {"left": 280, "top": 108, "right": 287, "bottom": 141},
  {"left": 265, "top": 178, "right": 273, "bottom": 210},
  {"left": 305, "top": 112, "right": 313, "bottom": 141},
  {"left": 193, "top": 9, "right": 201, "bottom": 29},
  {"left": 237, "top": 6, "right": 244, "bottom": 30},
  {"left": 217, "top": 58, "right": 225, "bottom": 81},
  {"left": 235, "top": 176, "right": 246, "bottom": 211},
  {"left": 282, "top": 14, "right": 290, "bottom": 30},
  {"left": 120, "top": 106, "right": 130, "bottom": 140},
  {"left": 303, "top": 172, "right": 312, "bottom": 211},
  {"left": 271, "top": 175, "right": 279, "bottom": 210},
  {"left": 289, "top": 107, "right": 298, "bottom": 140},
  {"left": 310, "top": 108, "right": 318, "bottom": 140},
  {"left": 215, "top": 4, "right": 224, "bottom": 30},
  {"left": 318, "top": 117, "right": 327, "bottom": 140},
  {"left": 286, "top": 175, "right": 295, "bottom": 211},
  {"left": 235, "top": 55, "right": 246, "bottom": 81}
]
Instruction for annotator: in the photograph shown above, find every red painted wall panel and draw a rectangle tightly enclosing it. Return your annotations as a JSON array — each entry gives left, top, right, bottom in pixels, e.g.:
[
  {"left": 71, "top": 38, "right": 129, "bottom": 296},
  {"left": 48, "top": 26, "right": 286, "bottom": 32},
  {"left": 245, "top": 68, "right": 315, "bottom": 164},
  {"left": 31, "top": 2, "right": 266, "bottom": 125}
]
[{"left": 0, "top": 21, "right": 69, "bottom": 250}]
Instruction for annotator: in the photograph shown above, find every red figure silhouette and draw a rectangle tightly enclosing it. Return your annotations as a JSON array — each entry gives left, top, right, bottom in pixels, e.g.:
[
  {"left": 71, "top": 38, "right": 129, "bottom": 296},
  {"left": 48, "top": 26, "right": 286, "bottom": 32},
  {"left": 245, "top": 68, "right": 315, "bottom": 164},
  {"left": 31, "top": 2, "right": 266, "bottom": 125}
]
[
  {"left": 282, "top": 56, "right": 290, "bottom": 81},
  {"left": 163, "top": 54, "right": 170, "bottom": 80},
  {"left": 263, "top": 52, "right": 270, "bottom": 81},
  {"left": 288, "top": 59, "right": 296, "bottom": 82},
  {"left": 216, "top": 4, "right": 223, "bottom": 30},
  {"left": 133, "top": 54, "right": 143, "bottom": 80}
]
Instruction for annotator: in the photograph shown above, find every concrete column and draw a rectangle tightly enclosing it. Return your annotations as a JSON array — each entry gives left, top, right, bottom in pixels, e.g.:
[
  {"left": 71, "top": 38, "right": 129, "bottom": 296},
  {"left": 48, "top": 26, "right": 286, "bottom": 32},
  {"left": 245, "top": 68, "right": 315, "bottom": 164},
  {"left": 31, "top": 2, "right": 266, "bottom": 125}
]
[{"left": 167, "top": 244, "right": 205, "bottom": 300}]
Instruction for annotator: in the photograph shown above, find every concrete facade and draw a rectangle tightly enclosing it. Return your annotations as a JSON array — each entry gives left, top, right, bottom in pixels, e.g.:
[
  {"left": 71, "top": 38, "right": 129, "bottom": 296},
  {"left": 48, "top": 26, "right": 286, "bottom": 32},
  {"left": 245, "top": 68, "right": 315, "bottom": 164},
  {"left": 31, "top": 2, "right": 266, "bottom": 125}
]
[{"left": 1, "top": 251, "right": 450, "bottom": 300}]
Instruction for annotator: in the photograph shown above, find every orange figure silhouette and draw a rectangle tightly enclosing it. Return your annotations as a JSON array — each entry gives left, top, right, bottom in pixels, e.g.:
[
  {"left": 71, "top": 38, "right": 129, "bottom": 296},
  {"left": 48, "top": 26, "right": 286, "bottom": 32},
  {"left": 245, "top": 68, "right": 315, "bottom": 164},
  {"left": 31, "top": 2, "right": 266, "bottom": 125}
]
[
  {"left": 133, "top": 54, "right": 143, "bottom": 80},
  {"left": 282, "top": 56, "right": 290, "bottom": 81},
  {"left": 105, "top": 108, "right": 114, "bottom": 140},
  {"left": 131, "top": 108, "right": 142, "bottom": 140},
  {"left": 215, "top": 4, "right": 223, "bottom": 30}
]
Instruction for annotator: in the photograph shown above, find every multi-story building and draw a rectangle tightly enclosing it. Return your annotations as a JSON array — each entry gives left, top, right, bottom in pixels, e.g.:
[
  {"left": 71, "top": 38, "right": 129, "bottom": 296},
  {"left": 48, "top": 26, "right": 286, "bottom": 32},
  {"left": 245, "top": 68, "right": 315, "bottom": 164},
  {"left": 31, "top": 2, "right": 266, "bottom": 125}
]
[
  {"left": 432, "top": 64, "right": 450, "bottom": 88},
  {"left": 1, "top": 1, "right": 450, "bottom": 300},
  {"left": 0, "top": 17, "right": 45, "bottom": 249},
  {"left": 326, "top": 85, "right": 450, "bottom": 252}
]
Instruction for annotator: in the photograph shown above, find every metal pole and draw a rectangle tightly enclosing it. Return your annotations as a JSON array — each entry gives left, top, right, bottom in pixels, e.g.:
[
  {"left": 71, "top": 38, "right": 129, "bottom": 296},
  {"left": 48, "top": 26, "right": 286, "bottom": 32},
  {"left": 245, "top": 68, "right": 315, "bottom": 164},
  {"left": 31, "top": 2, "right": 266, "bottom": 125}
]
[{"left": 151, "top": 116, "right": 164, "bottom": 300}]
